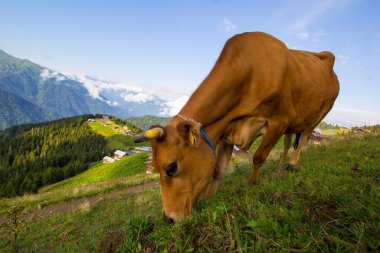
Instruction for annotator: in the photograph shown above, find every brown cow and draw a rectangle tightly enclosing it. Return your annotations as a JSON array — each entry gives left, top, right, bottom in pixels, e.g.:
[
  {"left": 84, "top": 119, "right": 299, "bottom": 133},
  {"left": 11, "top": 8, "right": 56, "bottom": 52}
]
[{"left": 135, "top": 32, "right": 339, "bottom": 222}]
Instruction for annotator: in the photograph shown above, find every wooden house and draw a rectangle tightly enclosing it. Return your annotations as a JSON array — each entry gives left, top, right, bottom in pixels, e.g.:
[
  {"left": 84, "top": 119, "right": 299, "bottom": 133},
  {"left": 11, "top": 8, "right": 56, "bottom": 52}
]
[
  {"left": 114, "top": 150, "right": 127, "bottom": 160},
  {"left": 103, "top": 156, "right": 115, "bottom": 164}
]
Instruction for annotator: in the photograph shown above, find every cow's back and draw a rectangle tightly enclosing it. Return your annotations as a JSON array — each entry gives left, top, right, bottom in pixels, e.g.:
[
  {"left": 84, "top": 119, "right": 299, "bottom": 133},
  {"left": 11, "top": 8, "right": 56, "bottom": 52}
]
[{"left": 284, "top": 49, "right": 339, "bottom": 133}]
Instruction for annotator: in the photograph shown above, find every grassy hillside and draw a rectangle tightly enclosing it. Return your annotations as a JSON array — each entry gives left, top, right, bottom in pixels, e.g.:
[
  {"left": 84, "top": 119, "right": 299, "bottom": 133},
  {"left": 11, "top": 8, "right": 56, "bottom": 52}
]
[
  {"left": 128, "top": 115, "right": 170, "bottom": 130},
  {"left": 0, "top": 152, "right": 156, "bottom": 216},
  {"left": 0, "top": 130, "right": 378, "bottom": 252},
  {"left": 0, "top": 115, "right": 107, "bottom": 197},
  {"left": 88, "top": 118, "right": 148, "bottom": 151},
  {"left": 40, "top": 152, "right": 149, "bottom": 192}
]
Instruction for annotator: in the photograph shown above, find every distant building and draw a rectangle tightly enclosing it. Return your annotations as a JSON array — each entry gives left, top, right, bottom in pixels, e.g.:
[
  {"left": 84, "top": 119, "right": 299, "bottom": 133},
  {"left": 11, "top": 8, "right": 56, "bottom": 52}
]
[
  {"left": 146, "top": 152, "right": 154, "bottom": 174},
  {"left": 87, "top": 118, "right": 96, "bottom": 122},
  {"left": 102, "top": 121, "right": 112, "bottom": 126},
  {"left": 102, "top": 115, "right": 109, "bottom": 119},
  {"left": 114, "top": 150, "right": 127, "bottom": 160},
  {"left": 103, "top": 156, "right": 115, "bottom": 164},
  {"left": 310, "top": 131, "right": 330, "bottom": 142},
  {"left": 125, "top": 150, "right": 134, "bottom": 156},
  {"left": 134, "top": 146, "right": 152, "bottom": 153}
]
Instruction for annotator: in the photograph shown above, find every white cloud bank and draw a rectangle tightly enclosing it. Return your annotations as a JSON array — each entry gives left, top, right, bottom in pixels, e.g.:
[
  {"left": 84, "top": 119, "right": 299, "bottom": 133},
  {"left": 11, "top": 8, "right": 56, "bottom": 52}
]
[
  {"left": 159, "top": 95, "right": 189, "bottom": 116},
  {"left": 67, "top": 73, "right": 190, "bottom": 115},
  {"left": 296, "top": 32, "right": 309, "bottom": 40},
  {"left": 325, "top": 107, "right": 380, "bottom": 127},
  {"left": 220, "top": 18, "right": 236, "bottom": 33},
  {"left": 40, "top": 68, "right": 66, "bottom": 82}
]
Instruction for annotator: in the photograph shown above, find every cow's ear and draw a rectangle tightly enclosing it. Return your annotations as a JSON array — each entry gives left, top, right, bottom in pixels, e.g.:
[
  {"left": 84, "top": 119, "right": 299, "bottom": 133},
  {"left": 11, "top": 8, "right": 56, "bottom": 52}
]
[{"left": 176, "top": 120, "right": 201, "bottom": 147}]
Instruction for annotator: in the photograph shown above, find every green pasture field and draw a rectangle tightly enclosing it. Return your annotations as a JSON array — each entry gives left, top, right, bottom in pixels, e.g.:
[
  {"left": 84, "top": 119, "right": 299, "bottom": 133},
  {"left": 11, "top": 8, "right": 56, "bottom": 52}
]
[{"left": 1, "top": 130, "right": 378, "bottom": 252}]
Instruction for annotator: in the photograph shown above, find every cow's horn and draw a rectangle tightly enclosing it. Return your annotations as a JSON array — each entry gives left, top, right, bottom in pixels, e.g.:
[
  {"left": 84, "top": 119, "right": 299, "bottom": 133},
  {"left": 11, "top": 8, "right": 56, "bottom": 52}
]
[{"left": 134, "top": 127, "right": 164, "bottom": 143}]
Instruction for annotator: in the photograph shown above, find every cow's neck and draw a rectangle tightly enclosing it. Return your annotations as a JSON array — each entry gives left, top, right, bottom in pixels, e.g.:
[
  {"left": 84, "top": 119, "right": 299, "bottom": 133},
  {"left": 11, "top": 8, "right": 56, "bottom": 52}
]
[{"left": 178, "top": 77, "right": 240, "bottom": 146}]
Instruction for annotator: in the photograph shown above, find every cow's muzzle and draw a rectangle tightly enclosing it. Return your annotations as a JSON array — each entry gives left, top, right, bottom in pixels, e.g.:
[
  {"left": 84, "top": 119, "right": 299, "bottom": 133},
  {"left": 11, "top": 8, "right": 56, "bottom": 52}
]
[{"left": 163, "top": 213, "right": 174, "bottom": 224}]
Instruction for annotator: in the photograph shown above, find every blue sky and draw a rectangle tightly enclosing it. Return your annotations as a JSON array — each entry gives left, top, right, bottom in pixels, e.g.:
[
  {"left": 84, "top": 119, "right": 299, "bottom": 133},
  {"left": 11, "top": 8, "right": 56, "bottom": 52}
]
[{"left": 0, "top": 0, "right": 379, "bottom": 126}]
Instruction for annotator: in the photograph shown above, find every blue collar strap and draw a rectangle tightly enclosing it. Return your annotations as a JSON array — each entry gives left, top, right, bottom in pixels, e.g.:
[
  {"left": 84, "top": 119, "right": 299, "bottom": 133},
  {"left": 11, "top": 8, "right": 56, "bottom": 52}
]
[
  {"left": 174, "top": 114, "right": 216, "bottom": 155},
  {"left": 200, "top": 128, "right": 216, "bottom": 155}
]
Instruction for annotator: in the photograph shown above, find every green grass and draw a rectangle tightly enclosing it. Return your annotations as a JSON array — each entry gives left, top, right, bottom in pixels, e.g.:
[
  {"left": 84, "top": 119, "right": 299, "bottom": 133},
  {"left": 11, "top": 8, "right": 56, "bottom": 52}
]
[
  {"left": 1, "top": 132, "right": 379, "bottom": 252},
  {"left": 0, "top": 153, "right": 156, "bottom": 215},
  {"left": 88, "top": 119, "right": 121, "bottom": 138},
  {"left": 88, "top": 119, "right": 150, "bottom": 151},
  {"left": 322, "top": 128, "right": 351, "bottom": 136},
  {"left": 40, "top": 152, "right": 149, "bottom": 192}
]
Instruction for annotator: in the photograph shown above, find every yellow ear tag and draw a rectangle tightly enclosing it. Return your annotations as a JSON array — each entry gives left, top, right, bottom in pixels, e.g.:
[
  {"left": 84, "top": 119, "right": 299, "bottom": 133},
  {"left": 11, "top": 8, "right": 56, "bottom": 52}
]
[{"left": 188, "top": 132, "right": 195, "bottom": 145}]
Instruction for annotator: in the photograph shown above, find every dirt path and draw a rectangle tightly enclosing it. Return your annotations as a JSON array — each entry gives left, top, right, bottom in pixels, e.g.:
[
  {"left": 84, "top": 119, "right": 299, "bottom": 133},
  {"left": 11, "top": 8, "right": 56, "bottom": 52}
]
[{"left": 0, "top": 181, "right": 159, "bottom": 226}]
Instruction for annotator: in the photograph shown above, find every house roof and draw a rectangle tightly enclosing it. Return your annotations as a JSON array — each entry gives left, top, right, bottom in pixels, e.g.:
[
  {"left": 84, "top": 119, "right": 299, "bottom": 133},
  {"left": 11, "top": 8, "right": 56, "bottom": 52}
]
[
  {"left": 125, "top": 150, "right": 134, "bottom": 155},
  {"left": 134, "top": 147, "right": 151, "bottom": 152},
  {"left": 103, "top": 156, "right": 115, "bottom": 161},
  {"left": 114, "top": 150, "right": 127, "bottom": 156}
]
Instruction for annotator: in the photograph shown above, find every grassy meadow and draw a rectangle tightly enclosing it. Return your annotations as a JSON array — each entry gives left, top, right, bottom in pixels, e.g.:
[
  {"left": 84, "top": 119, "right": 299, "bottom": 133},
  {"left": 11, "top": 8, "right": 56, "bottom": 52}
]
[
  {"left": 40, "top": 153, "right": 149, "bottom": 192},
  {"left": 0, "top": 152, "right": 157, "bottom": 216},
  {"left": 0, "top": 129, "right": 378, "bottom": 252},
  {"left": 88, "top": 119, "right": 150, "bottom": 151}
]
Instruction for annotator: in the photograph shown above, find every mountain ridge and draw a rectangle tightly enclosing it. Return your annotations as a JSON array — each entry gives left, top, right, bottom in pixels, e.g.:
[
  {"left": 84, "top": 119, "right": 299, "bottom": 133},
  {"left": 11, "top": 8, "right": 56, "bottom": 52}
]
[
  {"left": 0, "top": 49, "right": 117, "bottom": 129},
  {"left": 0, "top": 49, "right": 189, "bottom": 130}
]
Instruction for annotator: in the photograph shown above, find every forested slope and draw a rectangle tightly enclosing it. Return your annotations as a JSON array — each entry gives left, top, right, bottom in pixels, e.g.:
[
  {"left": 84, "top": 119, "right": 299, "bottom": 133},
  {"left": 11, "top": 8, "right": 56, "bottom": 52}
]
[{"left": 0, "top": 115, "right": 106, "bottom": 197}]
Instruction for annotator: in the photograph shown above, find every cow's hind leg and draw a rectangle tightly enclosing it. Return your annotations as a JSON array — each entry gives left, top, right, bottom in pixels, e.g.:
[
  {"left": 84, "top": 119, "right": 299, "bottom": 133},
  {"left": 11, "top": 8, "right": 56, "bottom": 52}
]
[
  {"left": 250, "top": 122, "right": 286, "bottom": 185},
  {"left": 279, "top": 134, "right": 292, "bottom": 169},
  {"left": 284, "top": 130, "right": 313, "bottom": 170},
  {"left": 204, "top": 141, "right": 234, "bottom": 198}
]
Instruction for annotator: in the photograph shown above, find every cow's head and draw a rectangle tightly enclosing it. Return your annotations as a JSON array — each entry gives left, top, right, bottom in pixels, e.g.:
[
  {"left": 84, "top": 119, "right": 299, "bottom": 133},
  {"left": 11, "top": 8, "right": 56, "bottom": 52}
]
[{"left": 135, "top": 119, "right": 216, "bottom": 222}]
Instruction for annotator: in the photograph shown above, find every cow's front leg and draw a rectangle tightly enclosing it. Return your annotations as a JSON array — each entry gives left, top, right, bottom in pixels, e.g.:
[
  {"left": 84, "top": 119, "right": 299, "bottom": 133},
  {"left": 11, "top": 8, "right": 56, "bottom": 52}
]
[
  {"left": 204, "top": 141, "right": 233, "bottom": 198},
  {"left": 250, "top": 121, "right": 286, "bottom": 185}
]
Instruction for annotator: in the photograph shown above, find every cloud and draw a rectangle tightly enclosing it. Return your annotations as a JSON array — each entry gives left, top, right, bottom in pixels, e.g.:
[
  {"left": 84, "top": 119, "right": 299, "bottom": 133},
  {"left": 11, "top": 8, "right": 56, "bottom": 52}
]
[
  {"left": 324, "top": 107, "right": 380, "bottom": 127},
  {"left": 67, "top": 73, "right": 191, "bottom": 114},
  {"left": 40, "top": 68, "right": 66, "bottom": 82},
  {"left": 337, "top": 55, "right": 350, "bottom": 65},
  {"left": 121, "top": 92, "right": 156, "bottom": 104},
  {"left": 287, "top": 0, "right": 357, "bottom": 34},
  {"left": 159, "top": 95, "right": 189, "bottom": 116},
  {"left": 40, "top": 54, "right": 52, "bottom": 60},
  {"left": 106, "top": 101, "right": 119, "bottom": 106},
  {"left": 296, "top": 32, "right": 309, "bottom": 40},
  {"left": 66, "top": 73, "right": 145, "bottom": 101},
  {"left": 312, "top": 28, "right": 328, "bottom": 42},
  {"left": 220, "top": 18, "right": 236, "bottom": 33}
]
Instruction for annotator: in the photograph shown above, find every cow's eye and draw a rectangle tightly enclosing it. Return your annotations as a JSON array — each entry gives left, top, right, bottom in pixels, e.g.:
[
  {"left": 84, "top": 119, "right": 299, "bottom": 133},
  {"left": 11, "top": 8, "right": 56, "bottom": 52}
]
[{"left": 165, "top": 162, "right": 178, "bottom": 177}]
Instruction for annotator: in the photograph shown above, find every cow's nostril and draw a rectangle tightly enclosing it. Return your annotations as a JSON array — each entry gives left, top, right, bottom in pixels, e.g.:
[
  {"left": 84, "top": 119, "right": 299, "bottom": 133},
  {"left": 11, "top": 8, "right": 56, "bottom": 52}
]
[{"left": 163, "top": 213, "right": 174, "bottom": 224}]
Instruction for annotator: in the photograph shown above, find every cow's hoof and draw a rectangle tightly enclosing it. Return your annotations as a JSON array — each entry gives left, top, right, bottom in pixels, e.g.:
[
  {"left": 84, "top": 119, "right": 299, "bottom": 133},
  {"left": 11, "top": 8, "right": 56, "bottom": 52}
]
[
  {"left": 283, "top": 164, "right": 294, "bottom": 171},
  {"left": 248, "top": 179, "right": 258, "bottom": 185}
]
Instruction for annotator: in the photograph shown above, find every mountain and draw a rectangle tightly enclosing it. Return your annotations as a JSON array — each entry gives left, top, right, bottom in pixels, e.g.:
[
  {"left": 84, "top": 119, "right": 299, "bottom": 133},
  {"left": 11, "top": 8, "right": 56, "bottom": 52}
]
[
  {"left": 128, "top": 115, "right": 171, "bottom": 130},
  {"left": 0, "top": 49, "right": 115, "bottom": 130},
  {"left": 0, "top": 90, "right": 49, "bottom": 129},
  {"left": 0, "top": 49, "right": 189, "bottom": 130}
]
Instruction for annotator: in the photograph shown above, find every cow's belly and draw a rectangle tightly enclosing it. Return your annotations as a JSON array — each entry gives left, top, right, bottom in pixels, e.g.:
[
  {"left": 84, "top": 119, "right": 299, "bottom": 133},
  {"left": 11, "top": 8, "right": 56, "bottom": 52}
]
[
  {"left": 224, "top": 117, "right": 267, "bottom": 150},
  {"left": 285, "top": 96, "right": 333, "bottom": 133}
]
